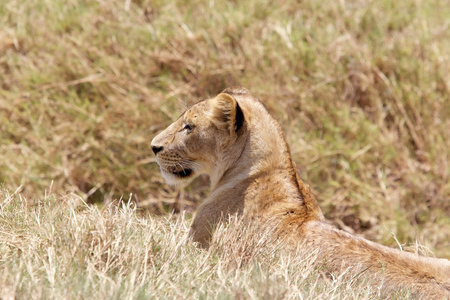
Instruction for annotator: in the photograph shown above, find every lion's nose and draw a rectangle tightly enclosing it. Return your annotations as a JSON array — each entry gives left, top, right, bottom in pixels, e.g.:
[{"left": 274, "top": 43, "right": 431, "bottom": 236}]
[{"left": 151, "top": 145, "right": 164, "bottom": 155}]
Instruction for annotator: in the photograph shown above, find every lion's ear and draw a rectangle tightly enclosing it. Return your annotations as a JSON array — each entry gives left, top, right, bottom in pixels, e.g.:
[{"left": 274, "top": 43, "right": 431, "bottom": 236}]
[{"left": 210, "top": 93, "right": 245, "bottom": 134}]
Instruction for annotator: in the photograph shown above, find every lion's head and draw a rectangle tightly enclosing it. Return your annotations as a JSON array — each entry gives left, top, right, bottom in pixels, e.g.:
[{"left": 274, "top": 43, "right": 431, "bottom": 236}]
[{"left": 151, "top": 92, "right": 246, "bottom": 185}]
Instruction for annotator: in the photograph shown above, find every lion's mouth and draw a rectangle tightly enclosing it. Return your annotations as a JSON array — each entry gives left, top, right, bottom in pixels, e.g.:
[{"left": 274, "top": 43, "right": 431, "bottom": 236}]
[
  {"left": 155, "top": 157, "right": 195, "bottom": 181},
  {"left": 171, "top": 168, "right": 193, "bottom": 178}
]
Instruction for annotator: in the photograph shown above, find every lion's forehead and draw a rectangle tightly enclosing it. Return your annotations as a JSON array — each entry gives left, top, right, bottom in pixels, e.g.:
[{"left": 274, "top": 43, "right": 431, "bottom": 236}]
[
  {"left": 186, "top": 101, "right": 209, "bottom": 117},
  {"left": 183, "top": 101, "right": 215, "bottom": 126}
]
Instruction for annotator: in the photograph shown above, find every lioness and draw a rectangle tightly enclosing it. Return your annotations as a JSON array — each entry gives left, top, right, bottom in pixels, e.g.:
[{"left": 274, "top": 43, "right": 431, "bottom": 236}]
[{"left": 151, "top": 87, "right": 450, "bottom": 298}]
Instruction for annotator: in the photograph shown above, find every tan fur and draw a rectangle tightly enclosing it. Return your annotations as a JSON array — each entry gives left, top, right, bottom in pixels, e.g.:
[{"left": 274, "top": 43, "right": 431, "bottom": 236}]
[{"left": 151, "top": 87, "right": 450, "bottom": 298}]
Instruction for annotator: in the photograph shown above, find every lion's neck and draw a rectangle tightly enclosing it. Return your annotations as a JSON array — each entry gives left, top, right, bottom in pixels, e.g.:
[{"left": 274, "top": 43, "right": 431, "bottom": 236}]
[
  {"left": 209, "top": 98, "right": 323, "bottom": 221},
  {"left": 210, "top": 100, "right": 294, "bottom": 190},
  {"left": 209, "top": 131, "right": 250, "bottom": 189}
]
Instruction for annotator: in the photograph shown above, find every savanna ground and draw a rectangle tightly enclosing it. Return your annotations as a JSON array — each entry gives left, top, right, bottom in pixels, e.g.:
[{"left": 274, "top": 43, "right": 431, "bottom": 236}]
[{"left": 0, "top": 0, "right": 449, "bottom": 298}]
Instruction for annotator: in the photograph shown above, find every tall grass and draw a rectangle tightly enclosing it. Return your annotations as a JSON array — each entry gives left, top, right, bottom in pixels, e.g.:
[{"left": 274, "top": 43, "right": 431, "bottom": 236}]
[
  {"left": 0, "top": 189, "right": 415, "bottom": 299},
  {"left": 0, "top": 0, "right": 449, "bottom": 284}
]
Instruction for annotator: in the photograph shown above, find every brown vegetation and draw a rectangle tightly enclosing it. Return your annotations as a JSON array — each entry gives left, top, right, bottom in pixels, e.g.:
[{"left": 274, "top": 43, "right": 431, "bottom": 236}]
[{"left": 0, "top": 0, "right": 449, "bottom": 256}]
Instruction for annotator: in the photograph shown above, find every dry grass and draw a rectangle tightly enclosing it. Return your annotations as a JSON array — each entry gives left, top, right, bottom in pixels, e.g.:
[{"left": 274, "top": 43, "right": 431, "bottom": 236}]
[
  {"left": 0, "top": 0, "right": 449, "bottom": 296},
  {"left": 0, "top": 189, "right": 415, "bottom": 299}
]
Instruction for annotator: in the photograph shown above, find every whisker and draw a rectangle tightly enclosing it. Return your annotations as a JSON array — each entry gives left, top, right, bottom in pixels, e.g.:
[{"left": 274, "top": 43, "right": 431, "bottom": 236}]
[{"left": 156, "top": 156, "right": 200, "bottom": 173}]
